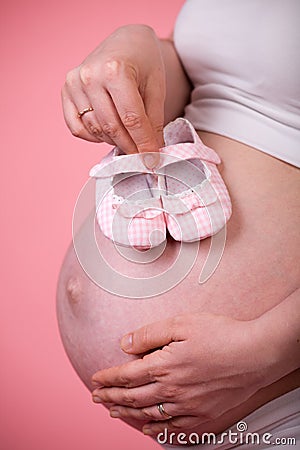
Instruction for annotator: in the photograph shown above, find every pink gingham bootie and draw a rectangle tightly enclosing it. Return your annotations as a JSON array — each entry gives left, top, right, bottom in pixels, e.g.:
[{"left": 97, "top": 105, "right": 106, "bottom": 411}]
[
  {"left": 157, "top": 118, "right": 232, "bottom": 242},
  {"left": 89, "top": 148, "right": 166, "bottom": 249}
]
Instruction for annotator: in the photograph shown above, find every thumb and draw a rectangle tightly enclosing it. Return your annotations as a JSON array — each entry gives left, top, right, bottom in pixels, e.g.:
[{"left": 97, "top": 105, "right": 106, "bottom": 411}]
[{"left": 120, "top": 316, "right": 180, "bottom": 354}]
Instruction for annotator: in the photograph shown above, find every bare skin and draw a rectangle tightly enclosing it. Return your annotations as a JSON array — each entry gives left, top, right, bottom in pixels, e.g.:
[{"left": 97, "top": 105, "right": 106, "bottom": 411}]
[
  {"left": 57, "top": 131, "right": 300, "bottom": 439},
  {"left": 58, "top": 24, "right": 300, "bottom": 443},
  {"left": 61, "top": 25, "right": 191, "bottom": 168}
]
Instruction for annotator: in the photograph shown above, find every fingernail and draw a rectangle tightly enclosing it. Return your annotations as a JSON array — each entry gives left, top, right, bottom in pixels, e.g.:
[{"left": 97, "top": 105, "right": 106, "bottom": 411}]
[
  {"left": 110, "top": 409, "right": 121, "bottom": 418},
  {"left": 143, "top": 426, "right": 154, "bottom": 435},
  {"left": 142, "top": 153, "right": 160, "bottom": 169},
  {"left": 92, "top": 396, "right": 102, "bottom": 403},
  {"left": 121, "top": 333, "right": 133, "bottom": 351}
]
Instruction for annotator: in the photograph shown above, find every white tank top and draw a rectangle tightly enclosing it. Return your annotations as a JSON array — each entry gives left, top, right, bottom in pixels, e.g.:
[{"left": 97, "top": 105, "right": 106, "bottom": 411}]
[{"left": 174, "top": 0, "right": 300, "bottom": 167}]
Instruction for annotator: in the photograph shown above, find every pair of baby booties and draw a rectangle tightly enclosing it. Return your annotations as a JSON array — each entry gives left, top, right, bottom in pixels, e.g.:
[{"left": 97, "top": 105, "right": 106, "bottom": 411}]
[{"left": 89, "top": 118, "right": 232, "bottom": 249}]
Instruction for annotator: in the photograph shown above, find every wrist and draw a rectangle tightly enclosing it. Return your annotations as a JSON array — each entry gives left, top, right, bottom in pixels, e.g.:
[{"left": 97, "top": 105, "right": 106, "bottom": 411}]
[{"left": 249, "top": 302, "right": 300, "bottom": 388}]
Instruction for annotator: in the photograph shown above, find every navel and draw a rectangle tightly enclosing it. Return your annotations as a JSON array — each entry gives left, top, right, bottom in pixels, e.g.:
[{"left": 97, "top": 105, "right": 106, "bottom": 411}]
[{"left": 66, "top": 276, "right": 82, "bottom": 305}]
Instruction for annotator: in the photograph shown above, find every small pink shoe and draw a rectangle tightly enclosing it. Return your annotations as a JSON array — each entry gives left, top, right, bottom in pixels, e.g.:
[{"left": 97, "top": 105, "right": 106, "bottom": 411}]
[
  {"left": 158, "top": 118, "right": 232, "bottom": 242},
  {"left": 89, "top": 148, "right": 166, "bottom": 249}
]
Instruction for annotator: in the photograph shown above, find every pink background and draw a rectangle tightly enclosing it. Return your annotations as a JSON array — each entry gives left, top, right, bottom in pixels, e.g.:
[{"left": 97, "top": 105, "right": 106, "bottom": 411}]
[{"left": 0, "top": 1, "right": 184, "bottom": 449}]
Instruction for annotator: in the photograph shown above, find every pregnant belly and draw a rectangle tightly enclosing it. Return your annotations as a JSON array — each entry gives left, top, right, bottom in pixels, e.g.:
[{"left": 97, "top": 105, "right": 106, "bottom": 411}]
[{"left": 56, "top": 133, "right": 300, "bottom": 434}]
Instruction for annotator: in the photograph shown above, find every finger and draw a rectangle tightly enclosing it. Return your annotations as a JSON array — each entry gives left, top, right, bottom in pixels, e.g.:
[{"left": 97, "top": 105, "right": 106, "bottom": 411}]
[
  {"left": 91, "top": 89, "right": 139, "bottom": 154},
  {"left": 144, "top": 76, "right": 165, "bottom": 148},
  {"left": 105, "top": 62, "right": 160, "bottom": 155},
  {"left": 63, "top": 70, "right": 103, "bottom": 143},
  {"left": 69, "top": 95, "right": 109, "bottom": 144},
  {"left": 78, "top": 63, "right": 139, "bottom": 154},
  {"left": 78, "top": 108, "right": 103, "bottom": 141},
  {"left": 92, "top": 356, "right": 158, "bottom": 388},
  {"left": 109, "top": 402, "right": 176, "bottom": 421},
  {"left": 92, "top": 383, "right": 161, "bottom": 408},
  {"left": 61, "top": 86, "right": 100, "bottom": 143},
  {"left": 142, "top": 416, "right": 203, "bottom": 436},
  {"left": 120, "top": 315, "right": 184, "bottom": 354}
]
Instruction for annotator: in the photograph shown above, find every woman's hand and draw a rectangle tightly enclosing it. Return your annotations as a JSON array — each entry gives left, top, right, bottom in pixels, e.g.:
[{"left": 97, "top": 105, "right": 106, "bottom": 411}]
[
  {"left": 91, "top": 312, "right": 273, "bottom": 435},
  {"left": 91, "top": 286, "right": 299, "bottom": 436},
  {"left": 62, "top": 25, "right": 166, "bottom": 165}
]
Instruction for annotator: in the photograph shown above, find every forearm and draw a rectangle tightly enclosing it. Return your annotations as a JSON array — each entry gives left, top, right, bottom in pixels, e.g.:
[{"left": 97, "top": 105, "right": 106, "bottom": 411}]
[
  {"left": 159, "top": 38, "right": 192, "bottom": 124},
  {"left": 253, "top": 287, "right": 300, "bottom": 386}
]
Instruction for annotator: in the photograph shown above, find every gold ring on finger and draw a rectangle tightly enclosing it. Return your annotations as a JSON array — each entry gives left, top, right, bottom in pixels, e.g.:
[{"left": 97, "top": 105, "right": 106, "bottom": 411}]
[
  {"left": 78, "top": 106, "right": 94, "bottom": 118},
  {"left": 157, "top": 403, "right": 173, "bottom": 419}
]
